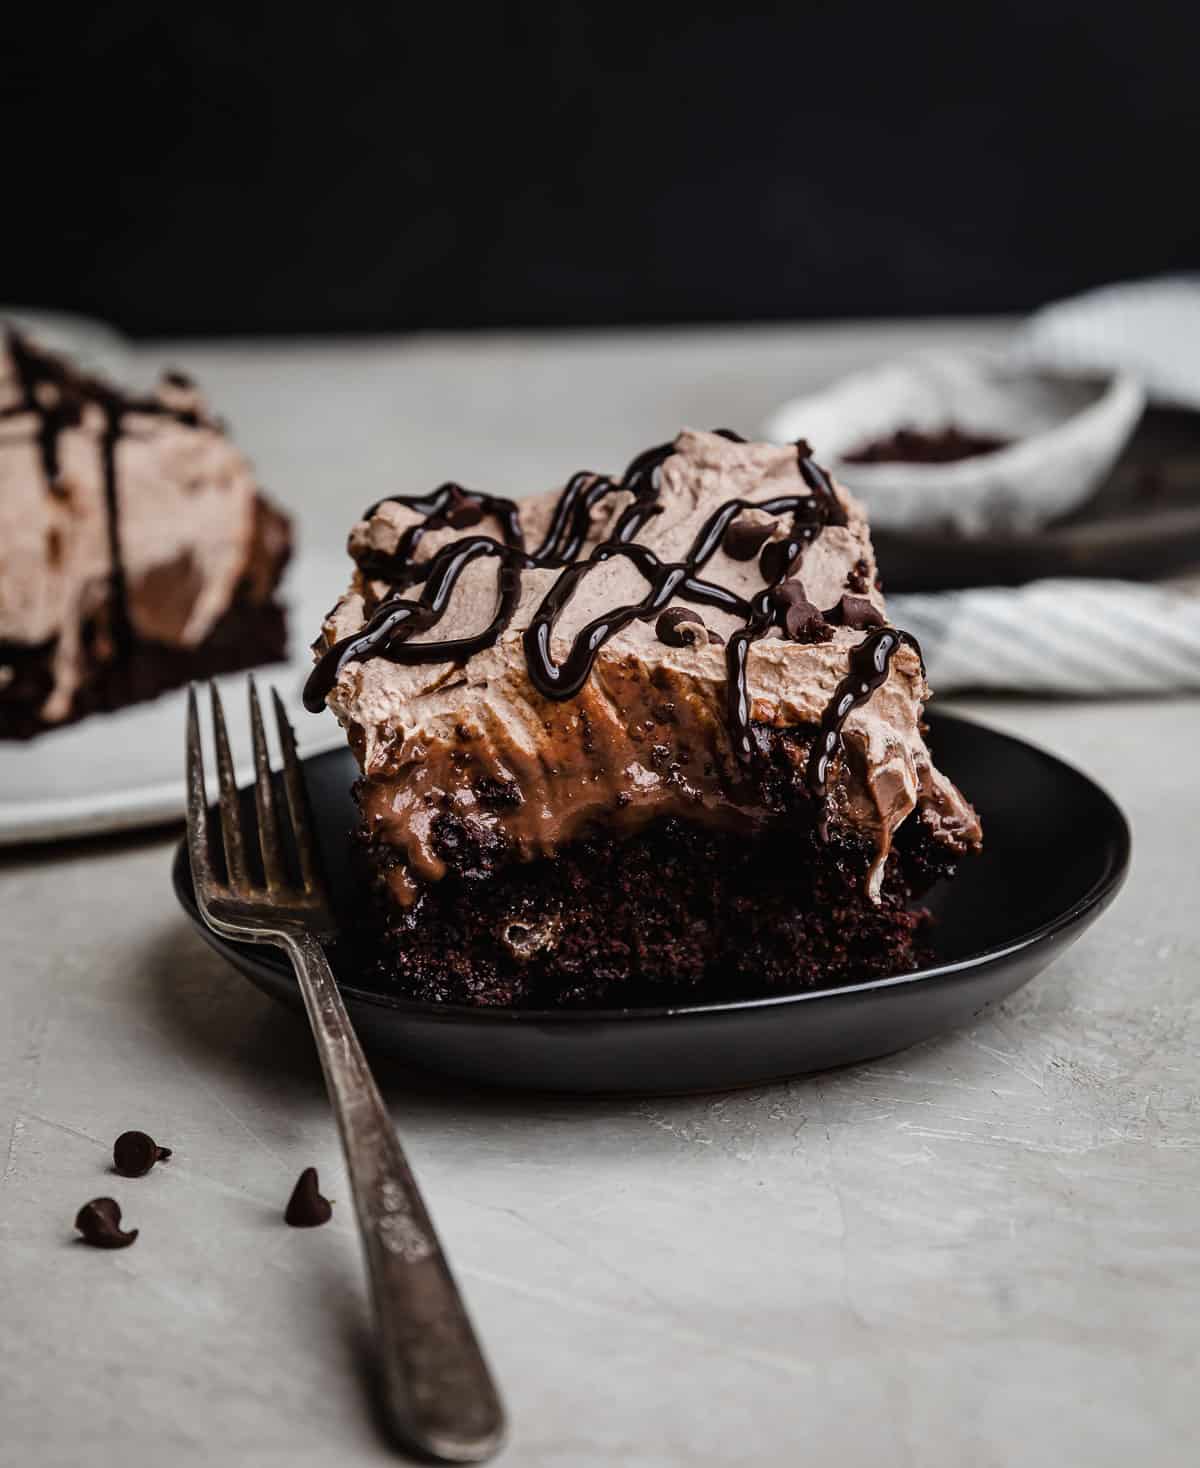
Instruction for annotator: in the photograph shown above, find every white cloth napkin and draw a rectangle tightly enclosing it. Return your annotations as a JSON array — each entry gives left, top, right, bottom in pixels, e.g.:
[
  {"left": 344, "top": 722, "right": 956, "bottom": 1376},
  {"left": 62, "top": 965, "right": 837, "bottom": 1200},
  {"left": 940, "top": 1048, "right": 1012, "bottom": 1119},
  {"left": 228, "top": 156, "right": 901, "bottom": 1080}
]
[
  {"left": 892, "top": 579, "right": 1200, "bottom": 695},
  {"left": 1022, "top": 275, "right": 1200, "bottom": 410}
]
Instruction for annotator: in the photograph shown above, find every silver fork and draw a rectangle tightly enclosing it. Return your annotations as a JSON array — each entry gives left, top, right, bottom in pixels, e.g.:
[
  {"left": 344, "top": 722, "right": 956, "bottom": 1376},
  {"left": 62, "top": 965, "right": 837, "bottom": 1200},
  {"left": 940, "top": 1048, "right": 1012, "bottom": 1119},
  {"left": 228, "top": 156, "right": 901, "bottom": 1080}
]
[{"left": 185, "top": 678, "right": 506, "bottom": 1463}]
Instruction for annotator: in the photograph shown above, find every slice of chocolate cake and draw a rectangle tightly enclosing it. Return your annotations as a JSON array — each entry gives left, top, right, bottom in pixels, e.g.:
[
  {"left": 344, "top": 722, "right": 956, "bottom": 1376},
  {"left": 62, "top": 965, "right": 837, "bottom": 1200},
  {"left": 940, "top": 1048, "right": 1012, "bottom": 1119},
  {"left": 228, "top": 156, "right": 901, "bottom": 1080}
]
[
  {"left": 306, "top": 430, "right": 981, "bottom": 1007},
  {"left": 0, "top": 330, "right": 291, "bottom": 739}
]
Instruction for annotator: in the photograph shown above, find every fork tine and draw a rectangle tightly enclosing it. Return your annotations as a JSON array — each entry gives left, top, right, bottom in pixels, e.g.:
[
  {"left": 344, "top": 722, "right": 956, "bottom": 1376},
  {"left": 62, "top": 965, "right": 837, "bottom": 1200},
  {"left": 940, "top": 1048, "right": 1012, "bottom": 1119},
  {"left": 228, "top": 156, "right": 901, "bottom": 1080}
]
[
  {"left": 209, "top": 682, "right": 248, "bottom": 888},
  {"left": 271, "top": 687, "right": 318, "bottom": 894},
  {"left": 248, "top": 676, "right": 286, "bottom": 891},
  {"left": 185, "top": 683, "right": 215, "bottom": 895}
]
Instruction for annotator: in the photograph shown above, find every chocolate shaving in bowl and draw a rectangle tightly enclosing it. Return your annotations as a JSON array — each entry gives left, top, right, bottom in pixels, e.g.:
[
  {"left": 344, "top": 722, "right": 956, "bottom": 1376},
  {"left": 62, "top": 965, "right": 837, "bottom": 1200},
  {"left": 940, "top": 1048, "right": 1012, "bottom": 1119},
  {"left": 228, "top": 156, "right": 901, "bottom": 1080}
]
[{"left": 843, "top": 426, "right": 1010, "bottom": 464}]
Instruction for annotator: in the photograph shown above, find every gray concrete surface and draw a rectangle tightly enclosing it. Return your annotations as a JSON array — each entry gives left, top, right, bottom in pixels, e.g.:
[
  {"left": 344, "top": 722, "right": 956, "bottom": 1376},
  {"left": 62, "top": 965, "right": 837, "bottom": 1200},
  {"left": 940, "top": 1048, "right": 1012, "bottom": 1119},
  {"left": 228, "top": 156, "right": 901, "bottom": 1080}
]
[{"left": 2, "top": 323, "right": 1197, "bottom": 1467}]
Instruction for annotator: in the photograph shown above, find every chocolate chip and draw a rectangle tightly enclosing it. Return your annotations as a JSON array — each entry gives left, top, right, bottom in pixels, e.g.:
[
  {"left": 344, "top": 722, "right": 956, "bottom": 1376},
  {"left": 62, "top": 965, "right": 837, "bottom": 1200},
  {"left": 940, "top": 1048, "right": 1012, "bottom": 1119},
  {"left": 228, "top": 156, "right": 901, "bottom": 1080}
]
[
  {"left": 788, "top": 606, "right": 832, "bottom": 643},
  {"left": 707, "top": 629, "right": 725, "bottom": 647},
  {"left": 722, "top": 515, "right": 774, "bottom": 561},
  {"left": 656, "top": 607, "right": 708, "bottom": 648},
  {"left": 442, "top": 486, "right": 485, "bottom": 529},
  {"left": 444, "top": 501, "right": 484, "bottom": 529},
  {"left": 839, "top": 594, "right": 885, "bottom": 630},
  {"left": 759, "top": 539, "right": 799, "bottom": 584},
  {"left": 112, "top": 1130, "right": 172, "bottom": 1178},
  {"left": 285, "top": 1168, "right": 332, "bottom": 1228},
  {"left": 163, "top": 369, "right": 194, "bottom": 389},
  {"left": 767, "top": 579, "right": 830, "bottom": 641},
  {"left": 769, "top": 579, "right": 810, "bottom": 609},
  {"left": 75, "top": 1197, "right": 138, "bottom": 1249}
]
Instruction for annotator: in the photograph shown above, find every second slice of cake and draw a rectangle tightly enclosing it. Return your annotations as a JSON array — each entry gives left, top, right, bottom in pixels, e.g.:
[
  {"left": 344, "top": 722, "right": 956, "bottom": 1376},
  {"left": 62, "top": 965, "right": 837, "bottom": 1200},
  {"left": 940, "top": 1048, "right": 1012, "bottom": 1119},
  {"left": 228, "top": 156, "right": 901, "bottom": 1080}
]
[{"left": 307, "top": 429, "right": 981, "bottom": 1006}]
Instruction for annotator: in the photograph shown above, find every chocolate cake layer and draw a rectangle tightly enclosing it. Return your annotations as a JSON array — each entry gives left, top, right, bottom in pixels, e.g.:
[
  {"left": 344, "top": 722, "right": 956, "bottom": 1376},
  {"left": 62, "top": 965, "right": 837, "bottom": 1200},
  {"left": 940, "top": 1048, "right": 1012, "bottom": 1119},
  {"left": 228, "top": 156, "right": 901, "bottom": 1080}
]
[
  {"left": 350, "top": 723, "right": 961, "bottom": 1007},
  {"left": 0, "top": 574, "right": 287, "bottom": 741}
]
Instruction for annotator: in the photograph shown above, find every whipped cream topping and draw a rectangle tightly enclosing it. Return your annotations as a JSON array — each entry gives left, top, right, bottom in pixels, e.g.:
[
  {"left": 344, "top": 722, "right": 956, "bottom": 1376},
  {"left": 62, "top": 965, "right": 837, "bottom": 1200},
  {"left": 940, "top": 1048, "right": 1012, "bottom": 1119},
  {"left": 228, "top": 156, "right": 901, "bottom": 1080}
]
[
  {"left": 0, "top": 334, "right": 275, "bottom": 723},
  {"left": 314, "top": 430, "right": 980, "bottom": 900}
]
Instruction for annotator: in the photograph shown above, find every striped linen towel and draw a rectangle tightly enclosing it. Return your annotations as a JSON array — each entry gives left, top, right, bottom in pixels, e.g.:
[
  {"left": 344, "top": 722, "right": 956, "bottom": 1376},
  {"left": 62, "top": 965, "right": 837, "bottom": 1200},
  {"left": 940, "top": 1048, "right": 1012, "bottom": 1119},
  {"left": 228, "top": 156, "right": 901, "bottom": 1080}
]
[{"left": 890, "top": 579, "right": 1200, "bottom": 695}]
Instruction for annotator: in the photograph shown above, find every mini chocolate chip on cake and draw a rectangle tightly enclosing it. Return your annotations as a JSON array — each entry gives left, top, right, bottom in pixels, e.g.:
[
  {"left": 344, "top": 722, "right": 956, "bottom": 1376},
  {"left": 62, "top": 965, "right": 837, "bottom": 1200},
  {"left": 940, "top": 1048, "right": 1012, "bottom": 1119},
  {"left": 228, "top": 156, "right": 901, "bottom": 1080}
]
[
  {"left": 0, "top": 330, "right": 291, "bottom": 738},
  {"left": 306, "top": 429, "right": 981, "bottom": 1007}
]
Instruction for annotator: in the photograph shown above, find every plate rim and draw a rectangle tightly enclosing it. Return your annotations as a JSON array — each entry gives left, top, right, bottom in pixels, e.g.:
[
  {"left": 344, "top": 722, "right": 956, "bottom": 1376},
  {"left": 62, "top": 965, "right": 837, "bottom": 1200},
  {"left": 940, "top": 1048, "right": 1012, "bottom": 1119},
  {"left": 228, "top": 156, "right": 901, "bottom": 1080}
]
[
  {"left": 3, "top": 727, "right": 347, "bottom": 844},
  {"left": 171, "top": 710, "right": 1131, "bottom": 1026}
]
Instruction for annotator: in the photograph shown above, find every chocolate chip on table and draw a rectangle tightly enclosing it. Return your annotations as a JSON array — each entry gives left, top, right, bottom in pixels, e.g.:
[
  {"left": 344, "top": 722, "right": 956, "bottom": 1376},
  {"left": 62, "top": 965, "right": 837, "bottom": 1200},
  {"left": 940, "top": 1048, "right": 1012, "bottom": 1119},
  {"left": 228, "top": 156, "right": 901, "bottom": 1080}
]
[
  {"left": 285, "top": 1168, "right": 333, "bottom": 1228},
  {"left": 75, "top": 1197, "right": 138, "bottom": 1249},
  {"left": 112, "top": 1130, "right": 172, "bottom": 1178},
  {"left": 656, "top": 607, "right": 709, "bottom": 648},
  {"left": 839, "top": 594, "right": 885, "bottom": 630},
  {"left": 722, "top": 515, "right": 774, "bottom": 561}
]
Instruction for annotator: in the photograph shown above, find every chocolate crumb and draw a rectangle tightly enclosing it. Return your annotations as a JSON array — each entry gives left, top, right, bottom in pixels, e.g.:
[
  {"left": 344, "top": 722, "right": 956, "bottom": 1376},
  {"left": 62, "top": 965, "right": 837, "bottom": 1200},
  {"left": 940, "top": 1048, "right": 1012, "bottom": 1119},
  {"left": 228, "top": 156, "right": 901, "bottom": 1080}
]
[
  {"left": 846, "top": 558, "right": 871, "bottom": 594},
  {"left": 112, "top": 1130, "right": 172, "bottom": 1178},
  {"left": 722, "top": 515, "right": 774, "bottom": 561},
  {"left": 474, "top": 776, "right": 523, "bottom": 809},
  {"left": 656, "top": 607, "right": 708, "bottom": 648},
  {"left": 707, "top": 629, "right": 725, "bottom": 647},
  {"left": 163, "top": 369, "right": 194, "bottom": 389},
  {"left": 285, "top": 1168, "right": 332, "bottom": 1228},
  {"left": 839, "top": 595, "right": 885, "bottom": 630},
  {"left": 75, "top": 1197, "right": 138, "bottom": 1249}
]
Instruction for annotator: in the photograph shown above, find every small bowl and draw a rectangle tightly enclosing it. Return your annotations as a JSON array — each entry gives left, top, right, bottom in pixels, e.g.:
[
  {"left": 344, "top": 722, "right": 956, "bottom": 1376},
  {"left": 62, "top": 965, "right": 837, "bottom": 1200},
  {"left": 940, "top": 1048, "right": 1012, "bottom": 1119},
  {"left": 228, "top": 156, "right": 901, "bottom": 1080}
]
[{"left": 763, "top": 351, "right": 1144, "bottom": 536}]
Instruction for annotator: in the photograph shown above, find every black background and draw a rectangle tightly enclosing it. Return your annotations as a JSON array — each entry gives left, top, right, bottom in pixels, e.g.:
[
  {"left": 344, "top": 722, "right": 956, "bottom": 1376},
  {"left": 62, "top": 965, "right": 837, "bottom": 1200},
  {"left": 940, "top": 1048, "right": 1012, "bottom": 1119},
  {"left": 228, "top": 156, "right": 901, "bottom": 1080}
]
[{"left": 7, "top": 2, "right": 1198, "bottom": 337}]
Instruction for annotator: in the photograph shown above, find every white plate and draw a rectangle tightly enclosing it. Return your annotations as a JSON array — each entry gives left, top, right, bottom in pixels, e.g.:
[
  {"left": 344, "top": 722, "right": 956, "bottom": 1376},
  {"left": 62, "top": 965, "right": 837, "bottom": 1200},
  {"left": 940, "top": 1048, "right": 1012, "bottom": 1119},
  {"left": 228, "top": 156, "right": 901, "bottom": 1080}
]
[{"left": 0, "top": 550, "right": 349, "bottom": 844}]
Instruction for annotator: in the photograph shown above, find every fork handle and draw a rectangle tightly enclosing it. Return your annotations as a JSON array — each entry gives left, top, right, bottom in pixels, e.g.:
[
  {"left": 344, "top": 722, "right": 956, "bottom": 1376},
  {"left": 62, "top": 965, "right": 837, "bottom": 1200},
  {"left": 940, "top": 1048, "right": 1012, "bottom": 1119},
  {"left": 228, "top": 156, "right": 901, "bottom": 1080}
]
[{"left": 283, "top": 930, "right": 506, "bottom": 1463}]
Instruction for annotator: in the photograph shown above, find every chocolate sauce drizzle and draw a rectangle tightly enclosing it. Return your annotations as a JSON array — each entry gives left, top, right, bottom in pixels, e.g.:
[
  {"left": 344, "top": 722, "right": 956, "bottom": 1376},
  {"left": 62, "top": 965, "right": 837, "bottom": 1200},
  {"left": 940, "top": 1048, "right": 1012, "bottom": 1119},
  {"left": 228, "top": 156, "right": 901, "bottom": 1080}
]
[
  {"left": 2, "top": 329, "right": 201, "bottom": 656},
  {"left": 304, "top": 432, "right": 920, "bottom": 828},
  {"left": 806, "top": 626, "right": 922, "bottom": 839}
]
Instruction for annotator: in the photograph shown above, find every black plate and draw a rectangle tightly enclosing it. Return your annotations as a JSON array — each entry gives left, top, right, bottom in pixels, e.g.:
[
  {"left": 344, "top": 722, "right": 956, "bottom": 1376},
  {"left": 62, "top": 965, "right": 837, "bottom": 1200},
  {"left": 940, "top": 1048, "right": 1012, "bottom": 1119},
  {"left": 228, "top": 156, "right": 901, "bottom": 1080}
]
[
  {"left": 875, "top": 407, "right": 1200, "bottom": 592},
  {"left": 171, "top": 712, "right": 1129, "bottom": 1095}
]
